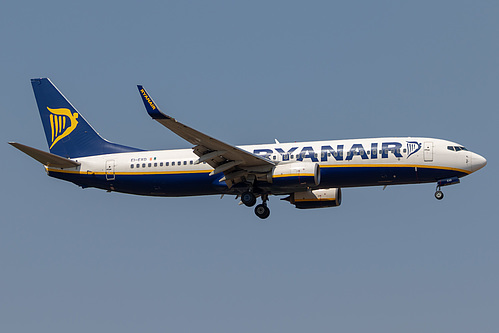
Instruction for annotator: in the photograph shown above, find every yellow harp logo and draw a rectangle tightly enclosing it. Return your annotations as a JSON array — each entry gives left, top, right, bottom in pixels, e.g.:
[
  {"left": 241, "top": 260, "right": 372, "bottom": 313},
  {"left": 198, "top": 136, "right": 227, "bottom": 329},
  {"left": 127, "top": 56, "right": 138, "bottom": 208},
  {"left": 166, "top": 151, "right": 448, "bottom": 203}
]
[{"left": 47, "top": 107, "right": 79, "bottom": 149}]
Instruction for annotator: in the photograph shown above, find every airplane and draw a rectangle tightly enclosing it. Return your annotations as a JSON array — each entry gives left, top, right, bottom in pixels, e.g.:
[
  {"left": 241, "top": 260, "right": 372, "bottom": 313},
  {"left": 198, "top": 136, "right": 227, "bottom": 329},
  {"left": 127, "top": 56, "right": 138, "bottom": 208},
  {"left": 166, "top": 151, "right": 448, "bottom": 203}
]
[{"left": 9, "top": 78, "right": 487, "bottom": 219}]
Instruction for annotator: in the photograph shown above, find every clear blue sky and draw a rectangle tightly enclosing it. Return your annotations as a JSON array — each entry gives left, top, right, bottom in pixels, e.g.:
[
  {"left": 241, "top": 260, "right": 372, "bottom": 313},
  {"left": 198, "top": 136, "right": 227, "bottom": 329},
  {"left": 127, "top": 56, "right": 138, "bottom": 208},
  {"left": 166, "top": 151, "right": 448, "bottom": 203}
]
[{"left": 1, "top": 1, "right": 497, "bottom": 332}]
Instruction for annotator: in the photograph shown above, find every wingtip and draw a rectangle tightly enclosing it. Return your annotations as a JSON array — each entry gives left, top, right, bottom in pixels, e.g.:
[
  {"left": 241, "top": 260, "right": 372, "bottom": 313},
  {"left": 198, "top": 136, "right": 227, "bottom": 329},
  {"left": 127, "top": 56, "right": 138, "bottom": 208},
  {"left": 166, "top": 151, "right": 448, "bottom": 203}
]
[{"left": 137, "top": 85, "right": 169, "bottom": 120}]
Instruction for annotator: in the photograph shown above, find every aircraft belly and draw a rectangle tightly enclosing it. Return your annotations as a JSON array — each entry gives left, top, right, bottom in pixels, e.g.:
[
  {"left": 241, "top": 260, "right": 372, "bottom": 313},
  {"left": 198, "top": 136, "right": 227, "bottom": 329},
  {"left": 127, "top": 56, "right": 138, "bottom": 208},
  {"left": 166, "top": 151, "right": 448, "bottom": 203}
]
[
  {"left": 318, "top": 165, "right": 468, "bottom": 188},
  {"left": 115, "top": 173, "right": 228, "bottom": 196},
  {"left": 48, "top": 170, "right": 229, "bottom": 197}
]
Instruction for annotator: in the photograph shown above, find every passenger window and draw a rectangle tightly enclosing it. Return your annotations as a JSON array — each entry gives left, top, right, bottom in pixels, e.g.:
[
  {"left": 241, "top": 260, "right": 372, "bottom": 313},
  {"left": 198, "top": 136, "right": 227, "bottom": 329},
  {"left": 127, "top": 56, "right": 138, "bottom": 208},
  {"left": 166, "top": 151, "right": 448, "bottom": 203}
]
[
  {"left": 178, "top": 161, "right": 181, "bottom": 165},
  {"left": 136, "top": 164, "right": 140, "bottom": 168},
  {"left": 291, "top": 155, "right": 294, "bottom": 159},
  {"left": 190, "top": 160, "right": 193, "bottom": 165},
  {"left": 130, "top": 164, "right": 134, "bottom": 168},
  {"left": 273, "top": 155, "right": 277, "bottom": 160},
  {"left": 172, "top": 162, "right": 175, "bottom": 166},
  {"left": 148, "top": 163, "right": 152, "bottom": 167},
  {"left": 142, "top": 163, "right": 146, "bottom": 168},
  {"left": 160, "top": 162, "right": 163, "bottom": 167},
  {"left": 165, "top": 162, "right": 169, "bottom": 166},
  {"left": 183, "top": 161, "right": 187, "bottom": 165},
  {"left": 154, "top": 163, "right": 157, "bottom": 167}
]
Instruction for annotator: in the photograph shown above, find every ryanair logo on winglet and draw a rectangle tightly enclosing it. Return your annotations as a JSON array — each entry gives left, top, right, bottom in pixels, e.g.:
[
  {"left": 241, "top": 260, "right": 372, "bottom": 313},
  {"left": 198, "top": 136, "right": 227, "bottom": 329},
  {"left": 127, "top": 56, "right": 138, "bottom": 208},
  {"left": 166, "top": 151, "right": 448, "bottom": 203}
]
[
  {"left": 140, "top": 89, "right": 156, "bottom": 110},
  {"left": 47, "top": 107, "right": 79, "bottom": 149}
]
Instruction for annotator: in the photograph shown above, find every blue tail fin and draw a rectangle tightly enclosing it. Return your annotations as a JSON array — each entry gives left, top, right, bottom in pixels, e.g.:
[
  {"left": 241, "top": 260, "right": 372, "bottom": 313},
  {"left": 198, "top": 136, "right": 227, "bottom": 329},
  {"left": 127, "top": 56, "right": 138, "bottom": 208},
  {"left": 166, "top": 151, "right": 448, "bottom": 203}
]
[{"left": 31, "top": 78, "right": 142, "bottom": 158}]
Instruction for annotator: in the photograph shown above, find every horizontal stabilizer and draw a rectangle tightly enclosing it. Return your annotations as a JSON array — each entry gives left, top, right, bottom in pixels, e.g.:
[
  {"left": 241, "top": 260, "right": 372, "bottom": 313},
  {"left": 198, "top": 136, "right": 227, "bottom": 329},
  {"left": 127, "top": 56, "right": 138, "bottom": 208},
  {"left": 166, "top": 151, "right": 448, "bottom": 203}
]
[{"left": 9, "top": 142, "right": 81, "bottom": 168}]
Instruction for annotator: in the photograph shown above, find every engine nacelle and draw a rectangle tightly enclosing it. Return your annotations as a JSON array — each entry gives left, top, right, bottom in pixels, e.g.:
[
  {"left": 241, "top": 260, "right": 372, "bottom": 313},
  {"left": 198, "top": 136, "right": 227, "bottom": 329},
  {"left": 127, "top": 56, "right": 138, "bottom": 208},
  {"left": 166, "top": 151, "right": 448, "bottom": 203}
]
[
  {"left": 286, "top": 188, "right": 342, "bottom": 209},
  {"left": 269, "top": 162, "right": 320, "bottom": 188}
]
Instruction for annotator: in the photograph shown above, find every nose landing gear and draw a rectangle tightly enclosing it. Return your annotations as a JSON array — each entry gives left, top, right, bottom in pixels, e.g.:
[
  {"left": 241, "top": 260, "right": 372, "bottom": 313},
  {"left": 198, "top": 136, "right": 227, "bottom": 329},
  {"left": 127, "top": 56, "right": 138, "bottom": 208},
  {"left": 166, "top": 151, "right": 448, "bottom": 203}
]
[
  {"left": 435, "top": 188, "right": 444, "bottom": 200},
  {"left": 434, "top": 177, "right": 460, "bottom": 200}
]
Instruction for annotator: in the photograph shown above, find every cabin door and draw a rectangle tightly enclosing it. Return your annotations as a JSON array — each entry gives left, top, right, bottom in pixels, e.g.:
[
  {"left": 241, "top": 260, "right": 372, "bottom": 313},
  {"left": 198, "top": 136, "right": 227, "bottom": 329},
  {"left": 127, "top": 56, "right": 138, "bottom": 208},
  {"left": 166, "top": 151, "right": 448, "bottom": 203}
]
[
  {"left": 105, "top": 160, "right": 115, "bottom": 181},
  {"left": 423, "top": 142, "right": 433, "bottom": 162}
]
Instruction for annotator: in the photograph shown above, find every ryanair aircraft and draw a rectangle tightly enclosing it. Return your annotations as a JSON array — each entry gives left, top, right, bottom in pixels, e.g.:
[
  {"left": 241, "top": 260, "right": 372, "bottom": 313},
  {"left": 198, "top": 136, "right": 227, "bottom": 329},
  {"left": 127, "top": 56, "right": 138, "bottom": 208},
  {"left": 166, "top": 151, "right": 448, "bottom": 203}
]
[{"left": 10, "top": 78, "right": 487, "bottom": 219}]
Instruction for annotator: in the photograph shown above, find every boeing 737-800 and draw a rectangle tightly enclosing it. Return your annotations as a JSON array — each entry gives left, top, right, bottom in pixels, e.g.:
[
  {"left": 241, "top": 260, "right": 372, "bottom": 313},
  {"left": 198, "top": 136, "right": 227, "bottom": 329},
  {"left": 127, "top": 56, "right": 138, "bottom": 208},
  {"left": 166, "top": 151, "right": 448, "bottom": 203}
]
[{"left": 10, "top": 78, "right": 487, "bottom": 219}]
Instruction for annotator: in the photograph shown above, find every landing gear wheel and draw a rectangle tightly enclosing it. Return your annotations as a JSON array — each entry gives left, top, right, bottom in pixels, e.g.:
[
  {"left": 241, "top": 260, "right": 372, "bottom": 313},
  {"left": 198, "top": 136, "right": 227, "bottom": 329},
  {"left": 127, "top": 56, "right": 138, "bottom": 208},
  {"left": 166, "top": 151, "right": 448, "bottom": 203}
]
[
  {"left": 435, "top": 190, "right": 444, "bottom": 200},
  {"left": 255, "top": 204, "right": 270, "bottom": 219},
  {"left": 241, "top": 192, "right": 257, "bottom": 207}
]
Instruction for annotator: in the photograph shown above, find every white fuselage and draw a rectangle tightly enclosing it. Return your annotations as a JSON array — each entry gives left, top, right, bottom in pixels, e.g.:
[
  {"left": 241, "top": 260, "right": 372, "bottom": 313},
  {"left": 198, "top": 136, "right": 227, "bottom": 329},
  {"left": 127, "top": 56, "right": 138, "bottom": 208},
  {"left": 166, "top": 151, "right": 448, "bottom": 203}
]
[{"left": 46, "top": 137, "right": 486, "bottom": 197}]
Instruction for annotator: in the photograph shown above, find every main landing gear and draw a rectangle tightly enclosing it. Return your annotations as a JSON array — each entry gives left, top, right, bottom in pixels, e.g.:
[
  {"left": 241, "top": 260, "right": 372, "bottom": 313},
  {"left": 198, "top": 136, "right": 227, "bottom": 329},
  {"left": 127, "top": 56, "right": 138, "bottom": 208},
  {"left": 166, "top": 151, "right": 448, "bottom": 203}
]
[
  {"left": 241, "top": 191, "right": 257, "bottom": 207},
  {"left": 241, "top": 191, "right": 271, "bottom": 219},
  {"left": 255, "top": 202, "right": 270, "bottom": 219}
]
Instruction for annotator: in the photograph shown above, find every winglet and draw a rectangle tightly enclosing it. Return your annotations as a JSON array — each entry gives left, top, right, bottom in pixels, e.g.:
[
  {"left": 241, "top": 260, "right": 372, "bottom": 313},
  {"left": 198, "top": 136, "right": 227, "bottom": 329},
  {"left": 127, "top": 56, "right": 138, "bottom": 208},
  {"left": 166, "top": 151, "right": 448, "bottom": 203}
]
[{"left": 137, "top": 85, "right": 169, "bottom": 120}]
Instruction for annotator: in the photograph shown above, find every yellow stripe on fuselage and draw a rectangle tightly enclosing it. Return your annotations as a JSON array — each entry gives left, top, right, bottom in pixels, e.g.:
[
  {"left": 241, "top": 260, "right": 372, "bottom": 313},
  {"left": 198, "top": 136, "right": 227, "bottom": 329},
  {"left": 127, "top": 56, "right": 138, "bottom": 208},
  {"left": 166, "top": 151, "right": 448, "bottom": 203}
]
[
  {"left": 273, "top": 173, "right": 316, "bottom": 178},
  {"left": 46, "top": 164, "right": 470, "bottom": 176},
  {"left": 294, "top": 198, "right": 336, "bottom": 202},
  {"left": 46, "top": 168, "right": 213, "bottom": 176}
]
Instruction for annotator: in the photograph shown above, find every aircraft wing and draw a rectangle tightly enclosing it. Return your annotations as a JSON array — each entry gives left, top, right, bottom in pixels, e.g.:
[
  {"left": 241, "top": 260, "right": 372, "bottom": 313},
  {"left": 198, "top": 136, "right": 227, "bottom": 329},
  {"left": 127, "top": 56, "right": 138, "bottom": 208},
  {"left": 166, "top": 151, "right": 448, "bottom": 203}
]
[{"left": 137, "top": 86, "right": 275, "bottom": 187}]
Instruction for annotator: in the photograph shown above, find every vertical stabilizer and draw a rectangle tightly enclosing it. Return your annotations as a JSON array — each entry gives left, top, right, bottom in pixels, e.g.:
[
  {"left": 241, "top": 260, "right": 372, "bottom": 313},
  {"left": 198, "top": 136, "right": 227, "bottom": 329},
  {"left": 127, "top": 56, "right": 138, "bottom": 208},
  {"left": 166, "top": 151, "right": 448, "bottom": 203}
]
[{"left": 31, "top": 78, "right": 141, "bottom": 158}]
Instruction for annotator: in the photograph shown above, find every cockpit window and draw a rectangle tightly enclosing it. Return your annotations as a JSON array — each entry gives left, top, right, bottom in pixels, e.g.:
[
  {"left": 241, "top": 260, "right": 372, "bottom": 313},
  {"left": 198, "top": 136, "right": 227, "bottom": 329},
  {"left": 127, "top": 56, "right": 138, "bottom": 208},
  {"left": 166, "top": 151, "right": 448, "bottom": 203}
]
[{"left": 448, "top": 146, "right": 468, "bottom": 152}]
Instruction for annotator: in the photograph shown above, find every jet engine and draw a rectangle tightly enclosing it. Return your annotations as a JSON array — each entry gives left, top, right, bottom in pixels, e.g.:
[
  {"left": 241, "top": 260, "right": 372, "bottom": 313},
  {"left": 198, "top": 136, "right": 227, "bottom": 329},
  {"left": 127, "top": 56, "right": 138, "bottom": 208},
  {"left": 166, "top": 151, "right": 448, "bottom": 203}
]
[
  {"left": 270, "top": 162, "right": 320, "bottom": 188},
  {"left": 284, "top": 188, "right": 342, "bottom": 209}
]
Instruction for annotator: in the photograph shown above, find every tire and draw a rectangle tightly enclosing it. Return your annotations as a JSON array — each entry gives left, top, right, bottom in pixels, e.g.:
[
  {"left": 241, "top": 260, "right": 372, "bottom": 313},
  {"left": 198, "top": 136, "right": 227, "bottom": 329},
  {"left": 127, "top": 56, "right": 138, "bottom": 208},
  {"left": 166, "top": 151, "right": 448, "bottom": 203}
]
[
  {"left": 241, "top": 192, "right": 257, "bottom": 207},
  {"left": 435, "top": 190, "right": 444, "bottom": 200},
  {"left": 254, "top": 204, "right": 270, "bottom": 219}
]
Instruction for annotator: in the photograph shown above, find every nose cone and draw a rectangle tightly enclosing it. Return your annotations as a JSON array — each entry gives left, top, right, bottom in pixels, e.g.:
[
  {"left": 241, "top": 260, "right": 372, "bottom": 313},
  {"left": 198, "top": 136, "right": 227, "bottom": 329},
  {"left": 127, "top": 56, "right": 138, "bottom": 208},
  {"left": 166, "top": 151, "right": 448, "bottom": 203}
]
[{"left": 471, "top": 153, "right": 487, "bottom": 172}]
